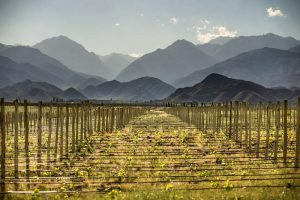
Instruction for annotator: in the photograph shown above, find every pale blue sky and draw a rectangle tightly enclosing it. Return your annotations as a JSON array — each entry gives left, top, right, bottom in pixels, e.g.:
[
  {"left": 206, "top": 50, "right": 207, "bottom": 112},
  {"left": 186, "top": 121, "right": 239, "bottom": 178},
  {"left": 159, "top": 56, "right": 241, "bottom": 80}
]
[{"left": 0, "top": 0, "right": 299, "bottom": 55}]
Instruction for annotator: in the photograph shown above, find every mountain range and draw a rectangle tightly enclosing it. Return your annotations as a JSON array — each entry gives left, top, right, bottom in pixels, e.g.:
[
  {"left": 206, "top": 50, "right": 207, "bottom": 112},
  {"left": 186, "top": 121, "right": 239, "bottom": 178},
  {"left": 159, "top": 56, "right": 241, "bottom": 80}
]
[
  {"left": 0, "top": 45, "right": 106, "bottom": 88},
  {"left": 174, "top": 47, "right": 300, "bottom": 88},
  {"left": 167, "top": 73, "right": 300, "bottom": 103},
  {"left": 0, "top": 33, "right": 299, "bottom": 103},
  {"left": 82, "top": 77, "right": 175, "bottom": 101},
  {"left": 99, "top": 53, "right": 136, "bottom": 78},
  {"left": 0, "top": 55, "right": 66, "bottom": 88},
  {"left": 33, "top": 35, "right": 113, "bottom": 79},
  {"left": 198, "top": 33, "right": 300, "bottom": 61},
  {"left": 0, "top": 80, "right": 87, "bottom": 102},
  {"left": 116, "top": 39, "right": 217, "bottom": 84}
]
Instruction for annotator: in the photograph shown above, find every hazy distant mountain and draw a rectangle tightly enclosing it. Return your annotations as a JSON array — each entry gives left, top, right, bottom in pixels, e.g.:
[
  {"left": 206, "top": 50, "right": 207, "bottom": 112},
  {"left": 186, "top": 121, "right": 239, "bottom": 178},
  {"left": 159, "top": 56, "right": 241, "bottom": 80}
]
[
  {"left": 197, "top": 44, "right": 222, "bottom": 59},
  {"left": 212, "top": 33, "right": 300, "bottom": 61},
  {"left": 116, "top": 39, "right": 217, "bottom": 84},
  {"left": 82, "top": 77, "right": 175, "bottom": 101},
  {"left": 0, "top": 80, "right": 86, "bottom": 101},
  {"left": 168, "top": 74, "right": 300, "bottom": 103},
  {"left": 208, "top": 37, "right": 233, "bottom": 45},
  {"left": 34, "top": 35, "right": 112, "bottom": 79},
  {"left": 0, "top": 56, "right": 66, "bottom": 88},
  {"left": 99, "top": 53, "right": 136, "bottom": 78},
  {"left": 0, "top": 43, "right": 9, "bottom": 52},
  {"left": 174, "top": 47, "right": 300, "bottom": 88},
  {"left": 60, "top": 87, "right": 87, "bottom": 100},
  {"left": 0, "top": 45, "right": 107, "bottom": 88},
  {"left": 76, "top": 78, "right": 106, "bottom": 90},
  {"left": 289, "top": 45, "right": 300, "bottom": 53}
]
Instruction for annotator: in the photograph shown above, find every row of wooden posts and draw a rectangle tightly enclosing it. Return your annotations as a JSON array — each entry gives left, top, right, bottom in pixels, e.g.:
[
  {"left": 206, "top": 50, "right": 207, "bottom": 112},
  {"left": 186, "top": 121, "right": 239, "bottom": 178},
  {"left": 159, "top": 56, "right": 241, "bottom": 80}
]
[
  {"left": 167, "top": 98, "right": 300, "bottom": 168},
  {"left": 0, "top": 98, "right": 146, "bottom": 194}
]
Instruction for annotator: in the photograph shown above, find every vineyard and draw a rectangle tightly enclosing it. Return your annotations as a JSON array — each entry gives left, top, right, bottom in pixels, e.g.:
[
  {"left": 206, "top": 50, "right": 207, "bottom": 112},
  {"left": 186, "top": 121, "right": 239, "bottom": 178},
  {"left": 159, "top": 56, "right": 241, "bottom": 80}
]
[{"left": 0, "top": 98, "right": 300, "bottom": 199}]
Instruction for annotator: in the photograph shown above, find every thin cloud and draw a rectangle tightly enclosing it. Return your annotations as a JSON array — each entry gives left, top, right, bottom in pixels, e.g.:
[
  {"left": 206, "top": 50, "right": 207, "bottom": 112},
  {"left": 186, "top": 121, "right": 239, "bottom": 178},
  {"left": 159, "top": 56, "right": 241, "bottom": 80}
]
[
  {"left": 129, "top": 53, "right": 142, "bottom": 58},
  {"left": 169, "top": 17, "right": 178, "bottom": 25},
  {"left": 114, "top": 23, "right": 120, "bottom": 26},
  {"left": 266, "top": 7, "right": 285, "bottom": 17},
  {"left": 195, "top": 21, "right": 237, "bottom": 44}
]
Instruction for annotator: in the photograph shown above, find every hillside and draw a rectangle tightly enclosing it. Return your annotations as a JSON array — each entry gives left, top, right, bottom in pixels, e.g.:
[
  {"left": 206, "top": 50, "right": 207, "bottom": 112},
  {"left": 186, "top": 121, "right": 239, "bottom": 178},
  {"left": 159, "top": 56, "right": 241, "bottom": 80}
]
[
  {"left": 82, "top": 77, "right": 175, "bottom": 101},
  {"left": 289, "top": 45, "right": 300, "bottom": 53},
  {"left": 0, "top": 56, "right": 66, "bottom": 88},
  {"left": 0, "top": 46, "right": 106, "bottom": 88},
  {"left": 34, "top": 35, "right": 112, "bottom": 79},
  {"left": 198, "top": 33, "right": 300, "bottom": 61},
  {"left": 174, "top": 47, "right": 300, "bottom": 88},
  {"left": 168, "top": 74, "right": 300, "bottom": 103},
  {"left": 100, "top": 53, "right": 136, "bottom": 78},
  {"left": 0, "top": 80, "right": 86, "bottom": 101},
  {"left": 116, "top": 39, "right": 217, "bottom": 84}
]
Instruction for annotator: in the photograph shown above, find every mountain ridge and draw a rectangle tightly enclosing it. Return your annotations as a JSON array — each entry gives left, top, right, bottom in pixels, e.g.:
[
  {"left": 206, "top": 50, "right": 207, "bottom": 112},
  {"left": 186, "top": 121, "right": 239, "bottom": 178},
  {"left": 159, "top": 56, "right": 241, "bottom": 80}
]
[
  {"left": 174, "top": 47, "right": 300, "bottom": 88},
  {"left": 116, "top": 39, "right": 217, "bottom": 84},
  {"left": 168, "top": 73, "right": 300, "bottom": 103},
  {"left": 34, "top": 35, "right": 113, "bottom": 79},
  {"left": 82, "top": 76, "right": 175, "bottom": 101}
]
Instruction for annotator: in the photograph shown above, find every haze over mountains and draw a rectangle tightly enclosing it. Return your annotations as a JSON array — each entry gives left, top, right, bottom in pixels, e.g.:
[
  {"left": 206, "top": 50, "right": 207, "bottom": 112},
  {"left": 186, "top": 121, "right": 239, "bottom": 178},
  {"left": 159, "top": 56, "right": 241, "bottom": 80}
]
[
  {"left": 0, "top": 33, "right": 299, "bottom": 103},
  {"left": 168, "top": 74, "right": 300, "bottom": 103},
  {"left": 0, "top": 80, "right": 87, "bottom": 102},
  {"left": 198, "top": 33, "right": 300, "bottom": 61},
  {"left": 34, "top": 35, "right": 113, "bottom": 79},
  {"left": 0, "top": 56, "right": 65, "bottom": 88},
  {"left": 116, "top": 39, "right": 217, "bottom": 84},
  {"left": 174, "top": 47, "right": 300, "bottom": 88},
  {"left": 82, "top": 77, "right": 175, "bottom": 101},
  {"left": 289, "top": 45, "right": 300, "bottom": 53},
  {"left": 0, "top": 45, "right": 107, "bottom": 88},
  {"left": 99, "top": 53, "right": 136, "bottom": 78}
]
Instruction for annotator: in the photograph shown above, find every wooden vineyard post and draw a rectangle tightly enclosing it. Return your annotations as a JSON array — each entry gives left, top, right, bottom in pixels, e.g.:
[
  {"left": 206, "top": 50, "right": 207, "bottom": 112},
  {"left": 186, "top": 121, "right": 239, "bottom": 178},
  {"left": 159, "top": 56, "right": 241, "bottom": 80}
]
[
  {"left": 229, "top": 102, "right": 233, "bottom": 138},
  {"left": 76, "top": 104, "right": 79, "bottom": 148},
  {"left": 256, "top": 102, "right": 262, "bottom": 158},
  {"left": 224, "top": 103, "right": 228, "bottom": 135},
  {"left": 60, "top": 105, "right": 64, "bottom": 161},
  {"left": 265, "top": 102, "right": 271, "bottom": 159},
  {"left": 102, "top": 108, "right": 105, "bottom": 133},
  {"left": 86, "top": 104, "right": 90, "bottom": 135},
  {"left": 37, "top": 102, "right": 42, "bottom": 176},
  {"left": 110, "top": 107, "right": 115, "bottom": 133},
  {"left": 249, "top": 104, "right": 252, "bottom": 153},
  {"left": 24, "top": 99, "right": 30, "bottom": 188},
  {"left": 295, "top": 97, "right": 300, "bottom": 168},
  {"left": 71, "top": 105, "right": 75, "bottom": 153},
  {"left": 283, "top": 100, "right": 288, "bottom": 164},
  {"left": 97, "top": 107, "right": 101, "bottom": 132},
  {"left": 54, "top": 105, "right": 59, "bottom": 163},
  {"left": 274, "top": 101, "right": 280, "bottom": 162},
  {"left": 0, "top": 98, "right": 6, "bottom": 197},
  {"left": 116, "top": 108, "right": 120, "bottom": 130},
  {"left": 217, "top": 104, "right": 221, "bottom": 133},
  {"left": 80, "top": 103, "right": 84, "bottom": 143},
  {"left": 294, "top": 106, "right": 296, "bottom": 131},
  {"left": 234, "top": 101, "right": 239, "bottom": 142},
  {"left": 120, "top": 108, "right": 124, "bottom": 129},
  {"left": 94, "top": 107, "right": 97, "bottom": 132},
  {"left": 47, "top": 104, "right": 52, "bottom": 169},
  {"left": 244, "top": 102, "right": 248, "bottom": 148},
  {"left": 14, "top": 100, "right": 19, "bottom": 190},
  {"left": 89, "top": 103, "right": 93, "bottom": 134},
  {"left": 83, "top": 103, "right": 86, "bottom": 140},
  {"left": 65, "top": 104, "right": 69, "bottom": 158},
  {"left": 84, "top": 104, "right": 87, "bottom": 139},
  {"left": 106, "top": 108, "right": 109, "bottom": 132}
]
